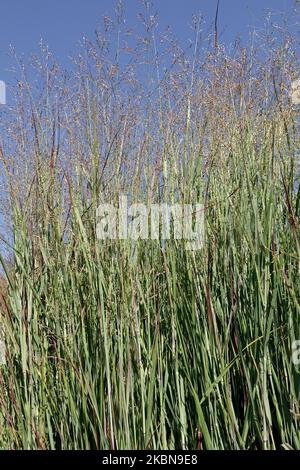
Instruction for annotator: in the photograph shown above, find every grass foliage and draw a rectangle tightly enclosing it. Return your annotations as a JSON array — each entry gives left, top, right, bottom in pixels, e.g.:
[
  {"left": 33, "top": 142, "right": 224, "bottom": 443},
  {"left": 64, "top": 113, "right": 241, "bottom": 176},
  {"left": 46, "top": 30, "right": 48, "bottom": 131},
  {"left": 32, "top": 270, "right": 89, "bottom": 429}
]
[{"left": 0, "top": 5, "right": 299, "bottom": 449}]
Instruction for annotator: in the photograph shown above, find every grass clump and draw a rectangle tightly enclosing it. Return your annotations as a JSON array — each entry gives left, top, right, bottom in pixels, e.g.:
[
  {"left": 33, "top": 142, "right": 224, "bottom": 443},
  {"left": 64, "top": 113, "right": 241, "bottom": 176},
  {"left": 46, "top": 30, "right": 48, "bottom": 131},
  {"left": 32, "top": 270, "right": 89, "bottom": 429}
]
[{"left": 0, "top": 5, "right": 299, "bottom": 449}]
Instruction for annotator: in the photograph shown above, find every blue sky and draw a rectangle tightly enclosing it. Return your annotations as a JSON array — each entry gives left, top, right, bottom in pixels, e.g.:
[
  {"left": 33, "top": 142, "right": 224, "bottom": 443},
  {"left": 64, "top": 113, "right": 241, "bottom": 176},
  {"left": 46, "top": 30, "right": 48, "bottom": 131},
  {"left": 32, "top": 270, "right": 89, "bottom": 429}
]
[{"left": 0, "top": 0, "right": 296, "bottom": 88}]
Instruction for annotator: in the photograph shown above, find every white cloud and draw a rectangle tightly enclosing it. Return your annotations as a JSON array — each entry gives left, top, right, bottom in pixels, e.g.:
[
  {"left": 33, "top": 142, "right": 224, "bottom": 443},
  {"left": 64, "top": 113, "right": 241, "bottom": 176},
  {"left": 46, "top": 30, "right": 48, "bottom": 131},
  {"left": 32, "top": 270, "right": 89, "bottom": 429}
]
[
  {"left": 291, "top": 79, "right": 300, "bottom": 105},
  {"left": 0, "top": 80, "right": 6, "bottom": 105}
]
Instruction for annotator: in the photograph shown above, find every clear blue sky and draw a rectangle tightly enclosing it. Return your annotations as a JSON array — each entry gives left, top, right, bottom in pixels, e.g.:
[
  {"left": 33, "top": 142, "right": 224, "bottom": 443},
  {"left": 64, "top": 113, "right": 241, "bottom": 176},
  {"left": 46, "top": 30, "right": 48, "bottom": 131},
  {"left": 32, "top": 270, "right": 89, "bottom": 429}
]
[{"left": 0, "top": 0, "right": 295, "bottom": 86}]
